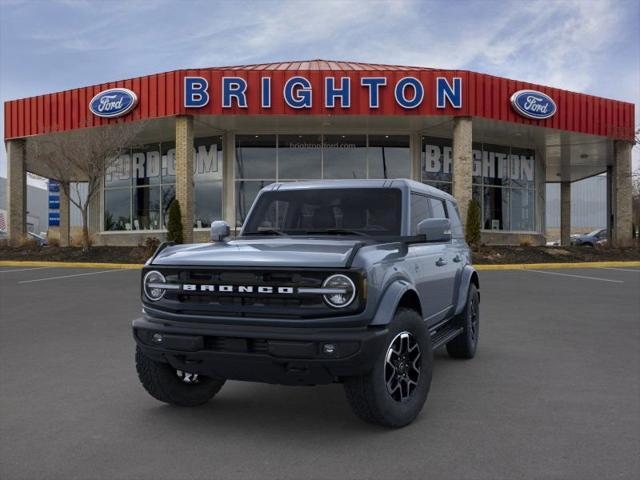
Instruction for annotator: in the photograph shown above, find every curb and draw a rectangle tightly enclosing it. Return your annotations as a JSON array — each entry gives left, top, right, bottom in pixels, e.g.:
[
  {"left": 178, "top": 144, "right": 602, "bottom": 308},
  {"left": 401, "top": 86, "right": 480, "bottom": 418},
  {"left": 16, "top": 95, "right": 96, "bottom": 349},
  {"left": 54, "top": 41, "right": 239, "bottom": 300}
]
[
  {"left": 1, "top": 260, "right": 639, "bottom": 271},
  {"left": 474, "top": 261, "right": 640, "bottom": 271}
]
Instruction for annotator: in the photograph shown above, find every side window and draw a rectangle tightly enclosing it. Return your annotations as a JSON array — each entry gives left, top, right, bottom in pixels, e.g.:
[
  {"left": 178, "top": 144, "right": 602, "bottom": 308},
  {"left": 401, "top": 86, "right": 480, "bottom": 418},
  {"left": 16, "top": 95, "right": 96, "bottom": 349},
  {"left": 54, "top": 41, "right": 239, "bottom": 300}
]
[
  {"left": 446, "top": 200, "right": 464, "bottom": 238},
  {"left": 429, "top": 198, "right": 448, "bottom": 219},
  {"left": 410, "top": 193, "right": 431, "bottom": 234}
]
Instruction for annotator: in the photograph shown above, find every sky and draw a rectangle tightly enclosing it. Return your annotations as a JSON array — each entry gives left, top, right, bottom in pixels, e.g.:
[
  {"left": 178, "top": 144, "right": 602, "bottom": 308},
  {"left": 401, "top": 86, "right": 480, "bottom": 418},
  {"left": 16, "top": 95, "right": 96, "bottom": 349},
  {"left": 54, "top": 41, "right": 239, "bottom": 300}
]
[{"left": 1, "top": 0, "right": 638, "bottom": 183}]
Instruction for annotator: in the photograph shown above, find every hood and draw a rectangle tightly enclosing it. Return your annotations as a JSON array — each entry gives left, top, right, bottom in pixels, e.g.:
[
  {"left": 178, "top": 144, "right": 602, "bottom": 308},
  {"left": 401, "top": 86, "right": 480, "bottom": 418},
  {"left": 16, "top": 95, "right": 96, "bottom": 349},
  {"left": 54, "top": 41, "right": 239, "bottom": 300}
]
[{"left": 150, "top": 237, "right": 362, "bottom": 268}]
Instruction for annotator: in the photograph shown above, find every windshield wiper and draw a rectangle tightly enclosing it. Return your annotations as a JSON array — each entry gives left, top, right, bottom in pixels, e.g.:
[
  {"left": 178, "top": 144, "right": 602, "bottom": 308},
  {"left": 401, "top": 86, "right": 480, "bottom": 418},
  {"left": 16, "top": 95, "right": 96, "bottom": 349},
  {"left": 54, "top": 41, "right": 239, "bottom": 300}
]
[
  {"left": 302, "top": 229, "right": 369, "bottom": 237},
  {"left": 243, "top": 229, "right": 287, "bottom": 236}
]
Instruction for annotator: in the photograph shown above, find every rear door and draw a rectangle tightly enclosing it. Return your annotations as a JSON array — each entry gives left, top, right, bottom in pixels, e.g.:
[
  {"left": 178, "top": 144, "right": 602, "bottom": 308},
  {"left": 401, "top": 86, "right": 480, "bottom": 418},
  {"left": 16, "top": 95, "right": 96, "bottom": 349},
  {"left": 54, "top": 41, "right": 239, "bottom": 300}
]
[
  {"left": 407, "top": 193, "right": 455, "bottom": 324},
  {"left": 445, "top": 199, "right": 467, "bottom": 300},
  {"left": 427, "top": 196, "right": 458, "bottom": 318}
]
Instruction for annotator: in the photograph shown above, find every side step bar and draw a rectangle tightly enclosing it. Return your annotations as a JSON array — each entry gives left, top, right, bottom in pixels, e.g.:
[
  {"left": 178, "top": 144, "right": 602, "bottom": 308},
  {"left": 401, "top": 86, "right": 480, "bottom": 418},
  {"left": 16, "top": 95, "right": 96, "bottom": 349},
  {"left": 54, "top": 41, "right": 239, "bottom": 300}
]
[{"left": 430, "top": 325, "right": 463, "bottom": 350}]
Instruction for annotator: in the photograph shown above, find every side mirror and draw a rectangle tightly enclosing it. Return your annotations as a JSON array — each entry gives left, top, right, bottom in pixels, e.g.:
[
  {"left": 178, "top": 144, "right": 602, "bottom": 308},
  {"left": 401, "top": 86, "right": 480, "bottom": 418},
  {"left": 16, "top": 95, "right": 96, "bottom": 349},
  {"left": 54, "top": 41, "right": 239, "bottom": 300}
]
[
  {"left": 417, "top": 218, "right": 451, "bottom": 243},
  {"left": 210, "top": 220, "right": 231, "bottom": 243}
]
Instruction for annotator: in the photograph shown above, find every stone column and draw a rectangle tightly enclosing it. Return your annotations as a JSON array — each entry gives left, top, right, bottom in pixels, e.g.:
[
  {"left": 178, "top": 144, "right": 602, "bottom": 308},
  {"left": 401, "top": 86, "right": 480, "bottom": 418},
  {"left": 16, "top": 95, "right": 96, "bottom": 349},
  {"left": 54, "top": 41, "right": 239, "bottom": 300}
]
[
  {"left": 175, "top": 115, "right": 194, "bottom": 243},
  {"left": 6, "top": 139, "right": 27, "bottom": 245},
  {"left": 222, "top": 132, "right": 236, "bottom": 231},
  {"left": 59, "top": 181, "right": 70, "bottom": 247},
  {"left": 606, "top": 165, "right": 613, "bottom": 239},
  {"left": 452, "top": 117, "right": 473, "bottom": 224},
  {"left": 410, "top": 133, "right": 422, "bottom": 182},
  {"left": 611, "top": 141, "right": 633, "bottom": 247},
  {"left": 560, "top": 181, "right": 571, "bottom": 246}
]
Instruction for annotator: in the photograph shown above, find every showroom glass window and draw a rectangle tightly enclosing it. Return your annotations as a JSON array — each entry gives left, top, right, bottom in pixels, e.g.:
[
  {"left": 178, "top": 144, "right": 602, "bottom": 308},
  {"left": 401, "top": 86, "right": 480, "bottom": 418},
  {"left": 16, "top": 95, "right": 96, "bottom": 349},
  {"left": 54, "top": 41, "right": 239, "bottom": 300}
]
[
  {"left": 422, "top": 136, "right": 536, "bottom": 232},
  {"left": 104, "top": 136, "right": 223, "bottom": 231},
  {"left": 193, "top": 136, "right": 223, "bottom": 228},
  {"left": 104, "top": 153, "right": 132, "bottom": 231},
  {"left": 235, "top": 134, "right": 410, "bottom": 226}
]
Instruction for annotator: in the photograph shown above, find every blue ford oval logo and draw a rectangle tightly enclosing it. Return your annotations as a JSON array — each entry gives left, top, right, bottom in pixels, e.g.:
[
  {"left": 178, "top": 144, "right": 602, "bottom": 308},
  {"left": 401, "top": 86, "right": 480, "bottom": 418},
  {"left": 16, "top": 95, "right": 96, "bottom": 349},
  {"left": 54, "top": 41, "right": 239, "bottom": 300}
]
[
  {"left": 89, "top": 88, "right": 138, "bottom": 118},
  {"left": 510, "top": 89, "right": 556, "bottom": 120}
]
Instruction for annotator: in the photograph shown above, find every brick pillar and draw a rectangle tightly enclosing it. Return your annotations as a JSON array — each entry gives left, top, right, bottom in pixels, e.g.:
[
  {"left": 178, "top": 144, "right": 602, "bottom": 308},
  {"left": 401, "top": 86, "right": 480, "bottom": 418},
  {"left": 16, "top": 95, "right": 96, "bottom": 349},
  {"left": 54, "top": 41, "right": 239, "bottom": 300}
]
[
  {"left": 560, "top": 181, "right": 571, "bottom": 246},
  {"left": 6, "top": 139, "right": 27, "bottom": 245},
  {"left": 606, "top": 165, "right": 613, "bottom": 239},
  {"left": 222, "top": 132, "right": 236, "bottom": 230},
  {"left": 410, "top": 133, "right": 422, "bottom": 182},
  {"left": 59, "top": 181, "right": 70, "bottom": 247},
  {"left": 452, "top": 117, "right": 473, "bottom": 224},
  {"left": 175, "top": 115, "right": 194, "bottom": 243},
  {"left": 611, "top": 141, "right": 633, "bottom": 247}
]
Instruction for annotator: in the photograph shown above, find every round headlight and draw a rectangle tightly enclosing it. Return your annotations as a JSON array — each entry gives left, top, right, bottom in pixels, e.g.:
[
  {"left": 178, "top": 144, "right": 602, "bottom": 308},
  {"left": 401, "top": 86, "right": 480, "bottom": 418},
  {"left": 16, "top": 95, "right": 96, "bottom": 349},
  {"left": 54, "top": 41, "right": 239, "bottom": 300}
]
[
  {"left": 143, "top": 270, "right": 166, "bottom": 301},
  {"left": 322, "top": 274, "right": 356, "bottom": 308}
]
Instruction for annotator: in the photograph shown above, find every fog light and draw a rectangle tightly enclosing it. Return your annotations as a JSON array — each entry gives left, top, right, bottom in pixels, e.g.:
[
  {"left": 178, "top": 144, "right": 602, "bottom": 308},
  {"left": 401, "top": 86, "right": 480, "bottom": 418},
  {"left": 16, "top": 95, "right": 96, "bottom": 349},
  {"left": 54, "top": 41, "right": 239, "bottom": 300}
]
[
  {"left": 322, "top": 343, "right": 336, "bottom": 354},
  {"left": 152, "top": 333, "right": 163, "bottom": 344}
]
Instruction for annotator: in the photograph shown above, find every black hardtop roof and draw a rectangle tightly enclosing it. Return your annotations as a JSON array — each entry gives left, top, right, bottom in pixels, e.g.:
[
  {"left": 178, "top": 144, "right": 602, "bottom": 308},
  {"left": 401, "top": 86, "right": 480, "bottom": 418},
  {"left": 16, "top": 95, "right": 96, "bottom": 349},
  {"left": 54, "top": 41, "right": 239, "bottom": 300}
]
[{"left": 263, "top": 179, "right": 456, "bottom": 203}]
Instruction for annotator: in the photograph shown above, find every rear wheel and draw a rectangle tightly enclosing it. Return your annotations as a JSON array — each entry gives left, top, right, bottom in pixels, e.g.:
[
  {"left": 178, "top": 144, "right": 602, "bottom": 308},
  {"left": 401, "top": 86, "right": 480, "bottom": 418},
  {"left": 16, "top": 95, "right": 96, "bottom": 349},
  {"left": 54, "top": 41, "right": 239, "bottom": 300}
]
[
  {"left": 135, "top": 346, "right": 225, "bottom": 407},
  {"left": 446, "top": 284, "right": 479, "bottom": 359},
  {"left": 344, "top": 308, "right": 432, "bottom": 428}
]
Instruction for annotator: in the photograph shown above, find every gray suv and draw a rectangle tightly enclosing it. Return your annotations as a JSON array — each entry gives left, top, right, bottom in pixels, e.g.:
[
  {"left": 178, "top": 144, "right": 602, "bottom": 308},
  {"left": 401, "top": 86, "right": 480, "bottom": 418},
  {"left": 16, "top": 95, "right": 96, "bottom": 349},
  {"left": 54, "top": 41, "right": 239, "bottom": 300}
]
[{"left": 133, "top": 179, "right": 479, "bottom": 427}]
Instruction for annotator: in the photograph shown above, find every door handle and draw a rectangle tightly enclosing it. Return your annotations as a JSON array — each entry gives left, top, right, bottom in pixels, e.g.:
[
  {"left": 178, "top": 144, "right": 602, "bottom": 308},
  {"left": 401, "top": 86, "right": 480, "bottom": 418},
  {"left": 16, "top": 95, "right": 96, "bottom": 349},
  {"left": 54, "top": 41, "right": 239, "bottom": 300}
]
[
  {"left": 436, "top": 257, "right": 447, "bottom": 267},
  {"left": 453, "top": 255, "right": 462, "bottom": 263}
]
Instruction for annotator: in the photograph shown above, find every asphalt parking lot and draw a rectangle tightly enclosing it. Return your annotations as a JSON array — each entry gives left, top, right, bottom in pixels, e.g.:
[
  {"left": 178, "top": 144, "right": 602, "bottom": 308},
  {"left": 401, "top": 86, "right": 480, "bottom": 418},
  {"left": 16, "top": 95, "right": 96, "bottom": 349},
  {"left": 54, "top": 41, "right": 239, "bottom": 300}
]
[{"left": 1, "top": 265, "right": 639, "bottom": 480}]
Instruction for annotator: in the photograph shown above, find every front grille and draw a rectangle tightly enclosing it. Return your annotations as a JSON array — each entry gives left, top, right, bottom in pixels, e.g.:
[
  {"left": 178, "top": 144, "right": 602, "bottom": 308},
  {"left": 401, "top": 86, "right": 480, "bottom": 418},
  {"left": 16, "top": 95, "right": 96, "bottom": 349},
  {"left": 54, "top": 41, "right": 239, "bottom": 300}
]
[{"left": 144, "top": 267, "right": 364, "bottom": 319}]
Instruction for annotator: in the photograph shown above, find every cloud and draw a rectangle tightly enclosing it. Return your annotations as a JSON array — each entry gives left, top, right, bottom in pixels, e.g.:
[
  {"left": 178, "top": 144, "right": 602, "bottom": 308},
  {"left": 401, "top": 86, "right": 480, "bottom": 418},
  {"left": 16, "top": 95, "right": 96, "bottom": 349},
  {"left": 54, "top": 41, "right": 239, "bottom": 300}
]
[{"left": 1, "top": 0, "right": 638, "bottom": 177}]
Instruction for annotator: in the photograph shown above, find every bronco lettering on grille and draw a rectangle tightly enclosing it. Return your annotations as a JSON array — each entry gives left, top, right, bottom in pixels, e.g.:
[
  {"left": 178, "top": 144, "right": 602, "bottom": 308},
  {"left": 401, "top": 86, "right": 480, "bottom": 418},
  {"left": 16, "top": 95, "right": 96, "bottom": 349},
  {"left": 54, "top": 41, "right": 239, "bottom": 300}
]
[{"left": 182, "top": 284, "right": 295, "bottom": 294}]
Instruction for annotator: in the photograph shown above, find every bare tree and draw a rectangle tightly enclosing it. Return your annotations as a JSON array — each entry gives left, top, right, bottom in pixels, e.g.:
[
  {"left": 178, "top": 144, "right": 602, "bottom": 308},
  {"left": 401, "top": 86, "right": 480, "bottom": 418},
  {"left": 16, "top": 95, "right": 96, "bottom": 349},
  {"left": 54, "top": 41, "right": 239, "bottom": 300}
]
[
  {"left": 27, "top": 122, "right": 143, "bottom": 251},
  {"left": 632, "top": 128, "right": 640, "bottom": 239}
]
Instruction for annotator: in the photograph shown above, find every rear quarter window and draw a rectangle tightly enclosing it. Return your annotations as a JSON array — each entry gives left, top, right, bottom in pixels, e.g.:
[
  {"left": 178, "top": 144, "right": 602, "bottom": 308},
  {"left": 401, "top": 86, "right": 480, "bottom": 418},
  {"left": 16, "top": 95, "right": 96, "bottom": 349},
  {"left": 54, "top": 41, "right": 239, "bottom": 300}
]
[
  {"left": 446, "top": 200, "right": 464, "bottom": 239},
  {"left": 429, "top": 198, "right": 447, "bottom": 219},
  {"left": 410, "top": 193, "right": 431, "bottom": 235}
]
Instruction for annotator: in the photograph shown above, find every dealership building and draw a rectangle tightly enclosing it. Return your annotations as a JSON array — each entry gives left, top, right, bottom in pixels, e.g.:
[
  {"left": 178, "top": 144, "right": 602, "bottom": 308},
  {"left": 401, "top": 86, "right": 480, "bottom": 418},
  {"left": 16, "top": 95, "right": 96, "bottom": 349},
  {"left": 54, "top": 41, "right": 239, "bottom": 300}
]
[{"left": 3, "top": 60, "right": 635, "bottom": 246}]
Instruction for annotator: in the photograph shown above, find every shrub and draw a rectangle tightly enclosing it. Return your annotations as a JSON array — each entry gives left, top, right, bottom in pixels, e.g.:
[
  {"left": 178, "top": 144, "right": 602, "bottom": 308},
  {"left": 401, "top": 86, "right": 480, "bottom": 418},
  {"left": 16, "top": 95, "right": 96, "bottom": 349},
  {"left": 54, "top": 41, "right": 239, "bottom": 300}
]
[
  {"left": 166, "top": 200, "right": 183, "bottom": 244},
  {"left": 48, "top": 237, "right": 60, "bottom": 247},
  {"left": 18, "top": 237, "right": 40, "bottom": 249},
  {"left": 143, "top": 236, "right": 161, "bottom": 257},
  {"left": 465, "top": 199, "right": 481, "bottom": 247},
  {"left": 70, "top": 230, "right": 93, "bottom": 247}
]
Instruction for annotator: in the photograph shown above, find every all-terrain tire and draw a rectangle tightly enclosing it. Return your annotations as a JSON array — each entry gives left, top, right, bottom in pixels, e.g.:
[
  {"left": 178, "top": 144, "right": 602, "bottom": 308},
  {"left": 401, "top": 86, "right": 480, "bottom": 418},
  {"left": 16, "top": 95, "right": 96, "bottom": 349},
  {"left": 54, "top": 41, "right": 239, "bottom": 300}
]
[
  {"left": 135, "top": 346, "right": 225, "bottom": 407},
  {"left": 343, "top": 308, "right": 433, "bottom": 428},
  {"left": 446, "top": 284, "right": 479, "bottom": 359}
]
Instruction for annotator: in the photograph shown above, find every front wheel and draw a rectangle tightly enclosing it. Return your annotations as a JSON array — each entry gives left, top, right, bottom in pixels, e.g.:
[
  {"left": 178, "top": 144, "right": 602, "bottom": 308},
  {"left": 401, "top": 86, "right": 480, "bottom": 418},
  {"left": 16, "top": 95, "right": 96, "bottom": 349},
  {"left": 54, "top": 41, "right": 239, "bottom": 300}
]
[
  {"left": 343, "top": 308, "right": 433, "bottom": 428},
  {"left": 135, "top": 346, "right": 225, "bottom": 407}
]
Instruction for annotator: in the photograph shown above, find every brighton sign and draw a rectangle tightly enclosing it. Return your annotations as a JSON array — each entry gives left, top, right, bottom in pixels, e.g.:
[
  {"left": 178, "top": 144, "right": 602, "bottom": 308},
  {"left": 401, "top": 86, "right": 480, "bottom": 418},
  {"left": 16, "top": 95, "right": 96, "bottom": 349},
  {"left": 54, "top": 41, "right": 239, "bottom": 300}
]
[
  {"left": 89, "top": 88, "right": 138, "bottom": 118},
  {"left": 510, "top": 89, "right": 557, "bottom": 120},
  {"left": 87, "top": 77, "right": 556, "bottom": 120},
  {"left": 183, "top": 75, "right": 464, "bottom": 110}
]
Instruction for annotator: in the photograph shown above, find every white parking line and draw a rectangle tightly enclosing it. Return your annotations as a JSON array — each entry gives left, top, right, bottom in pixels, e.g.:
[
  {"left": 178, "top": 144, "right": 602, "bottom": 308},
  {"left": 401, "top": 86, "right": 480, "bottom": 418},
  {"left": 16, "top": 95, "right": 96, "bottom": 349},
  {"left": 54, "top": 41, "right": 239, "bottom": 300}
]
[
  {"left": 597, "top": 267, "right": 640, "bottom": 273},
  {"left": 18, "top": 269, "right": 127, "bottom": 284},
  {"left": 0, "top": 267, "right": 53, "bottom": 273},
  {"left": 526, "top": 269, "right": 624, "bottom": 283}
]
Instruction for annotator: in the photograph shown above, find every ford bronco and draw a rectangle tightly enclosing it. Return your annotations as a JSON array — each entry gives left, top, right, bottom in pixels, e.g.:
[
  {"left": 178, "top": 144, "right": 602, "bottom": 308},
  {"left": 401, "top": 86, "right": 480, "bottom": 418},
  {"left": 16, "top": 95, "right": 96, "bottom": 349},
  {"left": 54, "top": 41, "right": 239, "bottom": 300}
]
[{"left": 133, "top": 179, "right": 480, "bottom": 427}]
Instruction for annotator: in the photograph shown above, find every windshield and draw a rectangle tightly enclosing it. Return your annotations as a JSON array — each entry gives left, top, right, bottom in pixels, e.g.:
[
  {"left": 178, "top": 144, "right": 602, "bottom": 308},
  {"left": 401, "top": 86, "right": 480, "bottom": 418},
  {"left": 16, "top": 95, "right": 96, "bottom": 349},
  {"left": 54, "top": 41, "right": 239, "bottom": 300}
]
[{"left": 242, "top": 188, "right": 402, "bottom": 237}]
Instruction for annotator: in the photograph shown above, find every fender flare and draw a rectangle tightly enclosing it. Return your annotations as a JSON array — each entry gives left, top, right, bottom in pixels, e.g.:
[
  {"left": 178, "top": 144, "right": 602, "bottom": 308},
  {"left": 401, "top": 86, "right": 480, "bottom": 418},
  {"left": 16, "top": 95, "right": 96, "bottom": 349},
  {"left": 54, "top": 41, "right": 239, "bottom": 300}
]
[
  {"left": 369, "top": 279, "right": 420, "bottom": 326},
  {"left": 454, "top": 265, "right": 480, "bottom": 315}
]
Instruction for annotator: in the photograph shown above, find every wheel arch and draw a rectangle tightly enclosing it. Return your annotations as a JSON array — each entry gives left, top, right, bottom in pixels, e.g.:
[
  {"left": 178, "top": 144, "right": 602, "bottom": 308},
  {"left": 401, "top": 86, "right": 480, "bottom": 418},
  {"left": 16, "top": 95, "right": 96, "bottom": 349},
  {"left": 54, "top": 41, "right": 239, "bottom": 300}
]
[
  {"left": 370, "top": 280, "right": 423, "bottom": 326},
  {"left": 454, "top": 266, "right": 480, "bottom": 316}
]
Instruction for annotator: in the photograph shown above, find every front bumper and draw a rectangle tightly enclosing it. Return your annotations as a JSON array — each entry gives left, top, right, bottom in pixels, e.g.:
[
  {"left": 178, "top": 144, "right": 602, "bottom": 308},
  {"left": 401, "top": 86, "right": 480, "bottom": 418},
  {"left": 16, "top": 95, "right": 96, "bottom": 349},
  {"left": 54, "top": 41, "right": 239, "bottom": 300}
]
[{"left": 133, "top": 316, "right": 388, "bottom": 385}]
